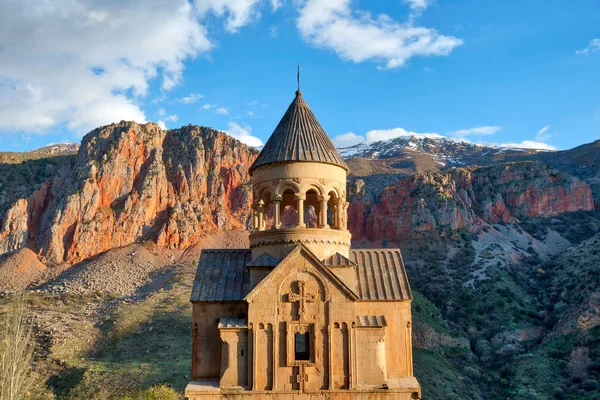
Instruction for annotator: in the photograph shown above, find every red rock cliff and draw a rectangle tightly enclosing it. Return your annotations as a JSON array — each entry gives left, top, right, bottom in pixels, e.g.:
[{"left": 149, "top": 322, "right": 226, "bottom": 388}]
[
  {"left": 349, "top": 162, "right": 595, "bottom": 243},
  {"left": 0, "top": 122, "right": 257, "bottom": 264}
]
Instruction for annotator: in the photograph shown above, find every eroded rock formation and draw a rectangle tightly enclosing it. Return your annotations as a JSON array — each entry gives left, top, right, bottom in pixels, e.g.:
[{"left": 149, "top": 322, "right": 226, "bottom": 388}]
[
  {"left": 348, "top": 162, "right": 594, "bottom": 243},
  {"left": 0, "top": 122, "right": 257, "bottom": 264}
]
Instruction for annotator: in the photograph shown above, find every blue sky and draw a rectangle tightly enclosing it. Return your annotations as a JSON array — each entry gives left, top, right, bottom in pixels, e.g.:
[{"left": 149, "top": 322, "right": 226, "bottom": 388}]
[{"left": 0, "top": 0, "right": 599, "bottom": 152}]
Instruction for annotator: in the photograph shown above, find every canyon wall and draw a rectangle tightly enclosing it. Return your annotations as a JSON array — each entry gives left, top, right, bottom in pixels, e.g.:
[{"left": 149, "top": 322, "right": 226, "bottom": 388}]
[
  {"left": 348, "top": 163, "right": 594, "bottom": 243},
  {"left": 0, "top": 122, "right": 257, "bottom": 264}
]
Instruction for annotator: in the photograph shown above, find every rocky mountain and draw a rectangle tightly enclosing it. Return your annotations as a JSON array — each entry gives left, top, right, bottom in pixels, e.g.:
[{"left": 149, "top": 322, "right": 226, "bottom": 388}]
[
  {"left": 348, "top": 162, "right": 594, "bottom": 243},
  {"left": 0, "top": 142, "right": 79, "bottom": 164},
  {"left": 0, "top": 124, "right": 599, "bottom": 399},
  {"left": 0, "top": 122, "right": 257, "bottom": 264},
  {"left": 340, "top": 135, "right": 544, "bottom": 164},
  {"left": 340, "top": 136, "right": 544, "bottom": 177}
]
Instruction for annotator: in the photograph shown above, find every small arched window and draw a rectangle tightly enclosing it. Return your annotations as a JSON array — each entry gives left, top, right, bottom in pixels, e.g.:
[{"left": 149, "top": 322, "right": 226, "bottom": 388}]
[{"left": 294, "top": 331, "right": 310, "bottom": 361}]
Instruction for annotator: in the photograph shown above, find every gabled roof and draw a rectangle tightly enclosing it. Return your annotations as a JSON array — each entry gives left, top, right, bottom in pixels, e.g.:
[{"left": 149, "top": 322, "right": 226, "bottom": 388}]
[
  {"left": 249, "top": 90, "right": 349, "bottom": 173},
  {"left": 244, "top": 244, "right": 359, "bottom": 302},
  {"left": 349, "top": 249, "right": 412, "bottom": 301},
  {"left": 191, "top": 249, "right": 251, "bottom": 301},
  {"left": 246, "top": 252, "right": 281, "bottom": 268},
  {"left": 322, "top": 252, "right": 356, "bottom": 267},
  {"left": 190, "top": 248, "right": 412, "bottom": 302}
]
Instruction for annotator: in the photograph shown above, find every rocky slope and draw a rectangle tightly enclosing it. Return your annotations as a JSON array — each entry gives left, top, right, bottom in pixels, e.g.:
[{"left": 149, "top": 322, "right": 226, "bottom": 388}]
[
  {"left": 0, "top": 122, "right": 257, "bottom": 264},
  {"left": 340, "top": 135, "right": 543, "bottom": 166},
  {"left": 0, "top": 142, "right": 79, "bottom": 164},
  {"left": 342, "top": 136, "right": 544, "bottom": 179},
  {"left": 348, "top": 162, "right": 594, "bottom": 244}
]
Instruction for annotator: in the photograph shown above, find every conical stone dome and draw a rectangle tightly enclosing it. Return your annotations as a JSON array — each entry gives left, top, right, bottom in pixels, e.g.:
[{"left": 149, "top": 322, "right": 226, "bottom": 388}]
[{"left": 249, "top": 90, "right": 348, "bottom": 173}]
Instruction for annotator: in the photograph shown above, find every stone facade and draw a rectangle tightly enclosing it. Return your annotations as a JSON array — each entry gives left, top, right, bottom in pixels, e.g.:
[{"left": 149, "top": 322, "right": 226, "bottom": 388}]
[{"left": 186, "top": 90, "right": 421, "bottom": 399}]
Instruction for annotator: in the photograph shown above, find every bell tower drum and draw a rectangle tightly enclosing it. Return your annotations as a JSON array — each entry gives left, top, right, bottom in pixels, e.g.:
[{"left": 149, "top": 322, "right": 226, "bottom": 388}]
[{"left": 248, "top": 89, "right": 351, "bottom": 261}]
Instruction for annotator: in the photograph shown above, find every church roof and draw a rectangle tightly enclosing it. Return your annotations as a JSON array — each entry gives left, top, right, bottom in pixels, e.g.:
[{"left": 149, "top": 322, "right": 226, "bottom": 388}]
[
  {"left": 191, "top": 248, "right": 412, "bottom": 302},
  {"left": 218, "top": 317, "right": 248, "bottom": 329},
  {"left": 355, "top": 315, "right": 387, "bottom": 327},
  {"left": 249, "top": 90, "right": 349, "bottom": 173},
  {"left": 246, "top": 252, "right": 281, "bottom": 268},
  {"left": 322, "top": 252, "right": 357, "bottom": 267},
  {"left": 191, "top": 249, "right": 252, "bottom": 301},
  {"left": 349, "top": 249, "right": 412, "bottom": 301}
]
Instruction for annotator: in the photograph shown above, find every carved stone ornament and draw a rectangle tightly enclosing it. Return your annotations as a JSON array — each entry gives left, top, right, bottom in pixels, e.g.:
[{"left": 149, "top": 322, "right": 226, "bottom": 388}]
[{"left": 287, "top": 280, "right": 315, "bottom": 317}]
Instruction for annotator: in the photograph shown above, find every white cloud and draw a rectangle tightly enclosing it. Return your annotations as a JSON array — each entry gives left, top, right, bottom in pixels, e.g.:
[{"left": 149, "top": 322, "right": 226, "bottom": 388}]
[
  {"left": 449, "top": 125, "right": 501, "bottom": 139},
  {"left": 576, "top": 39, "right": 600, "bottom": 55},
  {"left": 365, "top": 127, "right": 443, "bottom": 142},
  {"left": 178, "top": 92, "right": 204, "bottom": 104},
  {"left": 0, "top": 0, "right": 261, "bottom": 136},
  {"left": 269, "top": 26, "right": 279, "bottom": 37},
  {"left": 201, "top": 103, "right": 214, "bottom": 110},
  {"left": 158, "top": 108, "right": 178, "bottom": 122},
  {"left": 194, "top": 0, "right": 262, "bottom": 33},
  {"left": 403, "top": 0, "right": 432, "bottom": 12},
  {"left": 225, "top": 122, "right": 263, "bottom": 147},
  {"left": 270, "top": 0, "right": 282, "bottom": 11},
  {"left": 499, "top": 140, "right": 557, "bottom": 151},
  {"left": 333, "top": 126, "right": 443, "bottom": 146},
  {"left": 248, "top": 111, "right": 255, "bottom": 116},
  {"left": 535, "top": 125, "right": 551, "bottom": 141},
  {"left": 157, "top": 120, "right": 167, "bottom": 130},
  {"left": 296, "top": 0, "right": 462, "bottom": 69},
  {"left": 334, "top": 132, "right": 365, "bottom": 147},
  {"left": 216, "top": 107, "right": 229, "bottom": 115}
]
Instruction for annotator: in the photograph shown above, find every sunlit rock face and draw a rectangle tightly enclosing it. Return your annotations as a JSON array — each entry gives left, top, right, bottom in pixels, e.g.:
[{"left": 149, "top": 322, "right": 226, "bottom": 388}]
[
  {"left": 348, "top": 162, "right": 594, "bottom": 243},
  {"left": 0, "top": 121, "right": 257, "bottom": 264}
]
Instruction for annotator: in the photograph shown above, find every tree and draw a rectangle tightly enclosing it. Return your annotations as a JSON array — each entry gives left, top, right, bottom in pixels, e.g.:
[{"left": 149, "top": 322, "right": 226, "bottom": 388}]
[{"left": 0, "top": 294, "right": 35, "bottom": 400}]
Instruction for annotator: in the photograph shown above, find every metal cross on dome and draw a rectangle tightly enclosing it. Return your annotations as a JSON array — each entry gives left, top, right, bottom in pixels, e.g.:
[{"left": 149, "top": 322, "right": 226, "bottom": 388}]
[{"left": 287, "top": 280, "right": 315, "bottom": 317}]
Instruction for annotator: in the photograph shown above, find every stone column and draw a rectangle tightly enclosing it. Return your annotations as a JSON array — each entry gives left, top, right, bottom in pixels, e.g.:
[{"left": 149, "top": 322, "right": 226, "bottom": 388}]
[
  {"left": 342, "top": 201, "right": 349, "bottom": 230},
  {"left": 331, "top": 204, "right": 339, "bottom": 229},
  {"left": 296, "top": 194, "right": 306, "bottom": 228},
  {"left": 252, "top": 325, "right": 257, "bottom": 390},
  {"left": 257, "top": 200, "right": 265, "bottom": 231},
  {"left": 273, "top": 195, "right": 282, "bottom": 229},
  {"left": 336, "top": 200, "right": 344, "bottom": 230},
  {"left": 252, "top": 204, "right": 259, "bottom": 231},
  {"left": 319, "top": 195, "right": 329, "bottom": 228}
]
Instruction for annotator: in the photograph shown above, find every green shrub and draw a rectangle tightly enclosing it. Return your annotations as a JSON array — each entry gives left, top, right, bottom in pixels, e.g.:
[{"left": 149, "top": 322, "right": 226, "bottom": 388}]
[
  {"left": 582, "top": 379, "right": 599, "bottom": 391},
  {"left": 551, "top": 387, "right": 565, "bottom": 399}
]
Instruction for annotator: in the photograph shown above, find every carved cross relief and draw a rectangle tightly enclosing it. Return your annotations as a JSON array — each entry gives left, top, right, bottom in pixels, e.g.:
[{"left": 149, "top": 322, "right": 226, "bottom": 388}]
[
  {"left": 296, "top": 364, "right": 309, "bottom": 392},
  {"left": 287, "top": 280, "right": 315, "bottom": 320}
]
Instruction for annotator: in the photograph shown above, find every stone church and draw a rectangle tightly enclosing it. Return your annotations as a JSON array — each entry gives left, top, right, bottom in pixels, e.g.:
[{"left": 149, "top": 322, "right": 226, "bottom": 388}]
[{"left": 185, "top": 88, "right": 421, "bottom": 399}]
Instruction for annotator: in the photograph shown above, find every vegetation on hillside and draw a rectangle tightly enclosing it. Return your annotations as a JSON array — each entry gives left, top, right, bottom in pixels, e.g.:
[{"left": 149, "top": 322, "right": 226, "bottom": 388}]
[{"left": 0, "top": 294, "right": 35, "bottom": 400}]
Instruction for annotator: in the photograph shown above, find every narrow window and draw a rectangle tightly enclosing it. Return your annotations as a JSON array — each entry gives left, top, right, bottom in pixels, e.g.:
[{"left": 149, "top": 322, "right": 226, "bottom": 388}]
[
  {"left": 240, "top": 348, "right": 244, "bottom": 357},
  {"left": 294, "top": 332, "right": 310, "bottom": 361}
]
